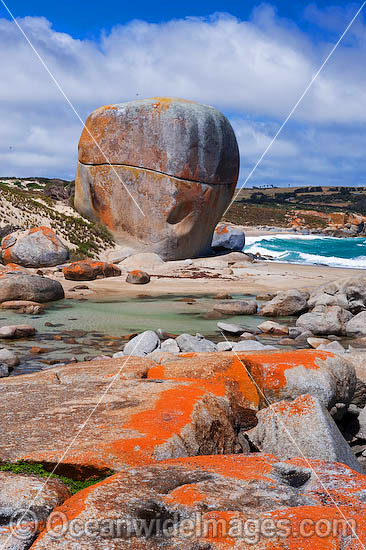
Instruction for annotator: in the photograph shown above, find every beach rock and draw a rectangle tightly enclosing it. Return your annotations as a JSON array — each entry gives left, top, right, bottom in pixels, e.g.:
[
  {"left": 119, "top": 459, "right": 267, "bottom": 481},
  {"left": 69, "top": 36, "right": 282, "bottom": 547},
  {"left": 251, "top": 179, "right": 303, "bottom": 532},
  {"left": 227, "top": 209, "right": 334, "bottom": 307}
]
[
  {"left": 241, "top": 350, "right": 356, "bottom": 409},
  {"left": 63, "top": 260, "right": 121, "bottom": 281},
  {"left": 0, "top": 348, "right": 19, "bottom": 367},
  {"left": 296, "top": 305, "right": 353, "bottom": 336},
  {"left": 317, "top": 341, "right": 346, "bottom": 353},
  {"left": 0, "top": 363, "right": 9, "bottom": 377},
  {"left": 217, "top": 341, "right": 235, "bottom": 351},
  {"left": 31, "top": 455, "right": 366, "bottom": 550},
  {"left": 356, "top": 406, "right": 366, "bottom": 439},
  {"left": 233, "top": 341, "right": 278, "bottom": 352},
  {"left": 176, "top": 333, "right": 217, "bottom": 353},
  {"left": 119, "top": 252, "right": 164, "bottom": 270},
  {"left": 346, "top": 311, "right": 366, "bottom": 336},
  {"left": 246, "top": 394, "right": 362, "bottom": 472},
  {"left": 307, "top": 337, "right": 331, "bottom": 349},
  {"left": 213, "top": 300, "right": 258, "bottom": 315},
  {"left": 126, "top": 270, "right": 151, "bottom": 284},
  {"left": 256, "top": 292, "right": 277, "bottom": 301},
  {"left": 260, "top": 289, "right": 308, "bottom": 316},
  {"left": 75, "top": 98, "right": 239, "bottom": 260},
  {"left": 0, "top": 325, "right": 36, "bottom": 339},
  {"left": 288, "top": 327, "right": 302, "bottom": 338},
  {"left": 1, "top": 227, "right": 69, "bottom": 268},
  {"left": 0, "top": 357, "right": 239, "bottom": 471},
  {"left": 123, "top": 330, "right": 160, "bottom": 356},
  {"left": 239, "top": 332, "right": 258, "bottom": 340},
  {"left": 217, "top": 321, "right": 245, "bottom": 335},
  {"left": 160, "top": 338, "right": 180, "bottom": 354},
  {"left": 0, "top": 300, "right": 44, "bottom": 312},
  {"left": 257, "top": 321, "right": 289, "bottom": 335},
  {"left": 214, "top": 292, "right": 232, "bottom": 300},
  {"left": 0, "top": 273, "right": 64, "bottom": 303},
  {"left": 0, "top": 472, "right": 70, "bottom": 549},
  {"left": 211, "top": 223, "right": 245, "bottom": 251},
  {"left": 308, "top": 291, "right": 349, "bottom": 310}
]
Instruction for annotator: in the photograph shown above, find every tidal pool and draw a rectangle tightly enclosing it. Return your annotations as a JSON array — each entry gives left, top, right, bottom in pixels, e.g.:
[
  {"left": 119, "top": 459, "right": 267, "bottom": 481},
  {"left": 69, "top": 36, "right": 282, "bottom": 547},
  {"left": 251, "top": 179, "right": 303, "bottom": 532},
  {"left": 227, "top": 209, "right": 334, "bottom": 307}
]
[{"left": 0, "top": 294, "right": 293, "bottom": 376}]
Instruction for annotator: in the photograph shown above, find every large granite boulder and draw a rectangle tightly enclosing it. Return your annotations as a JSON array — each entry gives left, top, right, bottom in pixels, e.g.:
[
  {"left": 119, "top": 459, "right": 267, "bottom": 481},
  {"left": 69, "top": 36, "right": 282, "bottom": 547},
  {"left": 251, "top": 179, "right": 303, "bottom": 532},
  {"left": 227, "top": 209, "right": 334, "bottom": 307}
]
[
  {"left": 63, "top": 260, "right": 121, "bottom": 281},
  {"left": 75, "top": 98, "right": 239, "bottom": 260},
  {"left": 0, "top": 273, "right": 64, "bottom": 303},
  {"left": 296, "top": 305, "right": 353, "bottom": 336},
  {"left": 1, "top": 227, "right": 69, "bottom": 267}
]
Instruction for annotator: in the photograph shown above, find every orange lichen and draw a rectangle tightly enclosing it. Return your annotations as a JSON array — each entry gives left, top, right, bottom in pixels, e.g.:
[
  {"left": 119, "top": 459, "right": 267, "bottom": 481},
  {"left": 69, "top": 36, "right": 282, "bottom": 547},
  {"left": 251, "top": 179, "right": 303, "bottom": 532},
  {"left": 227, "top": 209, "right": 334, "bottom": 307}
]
[
  {"left": 240, "top": 350, "right": 331, "bottom": 391},
  {"left": 105, "top": 381, "right": 226, "bottom": 467},
  {"left": 163, "top": 484, "right": 206, "bottom": 507}
]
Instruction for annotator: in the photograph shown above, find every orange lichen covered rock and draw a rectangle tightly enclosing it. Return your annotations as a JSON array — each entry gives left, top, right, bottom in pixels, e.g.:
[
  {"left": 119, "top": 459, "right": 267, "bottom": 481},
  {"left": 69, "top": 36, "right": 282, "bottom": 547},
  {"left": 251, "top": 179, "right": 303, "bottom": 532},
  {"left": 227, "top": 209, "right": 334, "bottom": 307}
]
[
  {"left": 75, "top": 98, "right": 239, "bottom": 260},
  {"left": 31, "top": 454, "right": 366, "bottom": 549},
  {"left": 0, "top": 357, "right": 240, "bottom": 474},
  {"left": 63, "top": 260, "right": 121, "bottom": 280},
  {"left": 148, "top": 352, "right": 261, "bottom": 414},
  {"left": 240, "top": 349, "right": 356, "bottom": 409},
  {"left": 1, "top": 227, "right": 69, "bottom": 267}
]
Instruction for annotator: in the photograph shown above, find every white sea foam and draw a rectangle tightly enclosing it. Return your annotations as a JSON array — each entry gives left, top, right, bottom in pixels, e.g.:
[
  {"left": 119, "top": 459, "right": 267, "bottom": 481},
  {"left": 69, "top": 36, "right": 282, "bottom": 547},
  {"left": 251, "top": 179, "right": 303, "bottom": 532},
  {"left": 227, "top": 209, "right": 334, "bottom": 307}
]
[{"left": 298, "top": 253, "right": 366, "bottom": 269}]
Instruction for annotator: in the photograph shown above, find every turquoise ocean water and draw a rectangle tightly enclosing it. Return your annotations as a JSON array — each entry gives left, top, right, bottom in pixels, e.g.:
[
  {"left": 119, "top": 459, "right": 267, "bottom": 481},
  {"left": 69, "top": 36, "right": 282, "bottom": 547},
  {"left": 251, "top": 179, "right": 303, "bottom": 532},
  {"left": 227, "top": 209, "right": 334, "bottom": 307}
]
[{"left": 244, "top": 235, "right": 366, "bottom": 269}]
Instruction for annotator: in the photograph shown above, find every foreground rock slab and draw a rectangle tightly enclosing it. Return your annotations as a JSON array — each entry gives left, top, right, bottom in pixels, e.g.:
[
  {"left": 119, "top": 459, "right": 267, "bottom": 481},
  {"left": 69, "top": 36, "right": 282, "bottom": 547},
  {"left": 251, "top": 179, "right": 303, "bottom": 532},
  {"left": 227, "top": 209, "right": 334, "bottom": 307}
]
[
  {"left": 0, "top": 358, "right": 240, "bottom": 473},
  {"left": 31, "top": 454, "right": 366, "bottom": 549},
  {"left": 247, "top": 394, "right": 362, "bottom": 472}
]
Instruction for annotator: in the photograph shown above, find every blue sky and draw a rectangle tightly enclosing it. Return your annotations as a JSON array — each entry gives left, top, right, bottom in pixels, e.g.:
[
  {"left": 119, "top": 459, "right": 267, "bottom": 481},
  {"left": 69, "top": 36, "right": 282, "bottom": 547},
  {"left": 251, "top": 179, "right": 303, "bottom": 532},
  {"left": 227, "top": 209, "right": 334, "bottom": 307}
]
[{"left": 0, "top": 1, "right": 365, "bottom": 187}]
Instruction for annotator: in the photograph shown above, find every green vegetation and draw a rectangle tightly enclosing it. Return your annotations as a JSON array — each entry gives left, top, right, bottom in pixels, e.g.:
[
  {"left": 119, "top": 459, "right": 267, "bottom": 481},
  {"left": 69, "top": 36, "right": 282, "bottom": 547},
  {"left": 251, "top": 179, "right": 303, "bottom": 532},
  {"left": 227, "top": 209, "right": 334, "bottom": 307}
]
[
  {"left": 0, "top": 460, "right": 113, "bottom": 495},
  {"left": 0, "top": 181, "right": 114, "bottom": 258}
]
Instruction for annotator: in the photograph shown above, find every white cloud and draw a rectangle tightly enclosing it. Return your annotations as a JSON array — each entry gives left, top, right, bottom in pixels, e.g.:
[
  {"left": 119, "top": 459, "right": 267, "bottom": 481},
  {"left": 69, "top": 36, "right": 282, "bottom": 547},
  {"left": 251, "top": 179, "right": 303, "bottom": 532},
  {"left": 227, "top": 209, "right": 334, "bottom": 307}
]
[{"left": 0, "top": 5, "right": 365, "bottom": 185}]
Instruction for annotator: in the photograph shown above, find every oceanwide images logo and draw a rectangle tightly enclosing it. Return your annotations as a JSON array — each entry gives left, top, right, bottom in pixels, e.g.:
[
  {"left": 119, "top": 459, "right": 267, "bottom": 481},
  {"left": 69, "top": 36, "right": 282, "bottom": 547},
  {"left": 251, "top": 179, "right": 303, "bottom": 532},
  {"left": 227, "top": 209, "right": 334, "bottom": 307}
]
[{"left": 10, "top": 510, "right": 358, "bottom": 544}]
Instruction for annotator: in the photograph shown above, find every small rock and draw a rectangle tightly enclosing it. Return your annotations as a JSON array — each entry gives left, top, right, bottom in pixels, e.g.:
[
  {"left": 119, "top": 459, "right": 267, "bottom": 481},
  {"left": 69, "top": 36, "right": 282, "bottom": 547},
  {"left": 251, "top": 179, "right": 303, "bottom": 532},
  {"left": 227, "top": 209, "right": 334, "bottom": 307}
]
[
  {"left": 296, "top": 306, "right": 353, "bottom": 336},
  {"left": 0, "top": 325, "right": 36, "bottom": 339},
  {"left": 214, "top": 293, "right": 232, "bottom": 300},
  {"left": 278, "top": 338, "right": 295, "bottom": 346},
  {"left": 217, "top": 341, "right": 234, "bottom": 351},
  {"left": 126, "top": 270, "right": 151, "bottom": 285},
  {"left": 183, "top": 259, "right": 193, "bottom": 265},
  {"left": 123, "top": 330, "right": 160, "bottom": 357},
  {"left": 318, "top": 341, "right": 346, "bottom": 354},
  {"left": 346, "top": 312, "right": 366, "bottom": 336},
  {"left": 176, "top": 334, "right": 217, "bottom": 353},
  {"left": 288, "top": 327, "right": 302, "bottom": 339},
  {"left": 258, "top": 321, "right": 289, "bottom": 336},
  {"left": 260, "top": 289, "right": 308, "bottom": 317},
  {"left": 213, "top": 300, "right": 258, "bottom": 315},
  {"left": 217, "top": 321, "right": 245, "bottom": 335},
  {"left": 307, "top": 337, "right": 331, "bottom": 349},
  {"left": 232, "top": 341, "right": 278, "bottom": 352},
  {"left": 0, "top": 362, "right": 9, "bottom": 377},
  {"left": 160, "top": 338, "right": 180, "bottom": 354},
  {"left": 239, "top": 332, "right": 258, "bottom": 341},
  {"left": 0, "top": 348, "right": 19, "bottom": 367},
  {"left": 211, "top": 224, "right": 245, "bottom": 251},
  {"left": 63, "top": 260, "right": 121, "bottom": 281},
  {"left": 256, "top": 292, "right": 277, "bottom": 301}
]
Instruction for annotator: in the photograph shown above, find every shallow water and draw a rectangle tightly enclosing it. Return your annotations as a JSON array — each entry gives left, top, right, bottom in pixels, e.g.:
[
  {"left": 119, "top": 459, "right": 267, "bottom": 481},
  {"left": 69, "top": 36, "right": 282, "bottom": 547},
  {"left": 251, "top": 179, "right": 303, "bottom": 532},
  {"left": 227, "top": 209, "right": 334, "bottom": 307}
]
[{"left": 0, "top": 294, "right": 293, "bottom": 376}]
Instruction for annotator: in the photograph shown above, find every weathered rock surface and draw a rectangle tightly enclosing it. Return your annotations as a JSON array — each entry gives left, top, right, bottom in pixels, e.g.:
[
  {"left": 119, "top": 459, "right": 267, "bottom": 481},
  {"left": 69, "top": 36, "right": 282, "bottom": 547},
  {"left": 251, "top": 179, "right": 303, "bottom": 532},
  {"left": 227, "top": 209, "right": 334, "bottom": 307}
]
[
  {"left": 75, "top": 98, "right": 239, "bottom": 260},
  {"left": 1, "top": 227, "right": 69, "bottom": 268},
  {"left": 257, "top": 321, "right": 289, "bottom": 335},
  {"left": 217, "top": 321, "right": 245, "bottom": 335},
  {"left": 123, "top": 330, "right": 160, "bottom": 356},
  {"left": 346, "top": 311, "right": 366, "bottom": 336},
  {"left": 31, "top": 455, "right": 366, "bottom": 550},
  {"left": 213, "top": 300, "right": 258, "bottom": 315},
  {"left": 0, "top": 325, "right": 36, "bottom": 339},
  {"left": 0, "top": 472, "right": 70, "bottom": 550},
  {"left": 0, "top": 301, "right": 44, "bottom": 315},
  {"left": 0, "top": 358, "right": 240, "bottom": 472},
  {"left": 241, "top": 350, "right": 356, "bottom": 409},
  {"left": 0, "top": 274, "right": 64, "bottom": 304},
  {"left": 247, "top": 394, "right": 362, "bottom": 472},
  {"left": 63, "top": 260, "right": 121, "bottom": 281},
  {"left": 260, "top": 289, "right": 308, "bottom": 317},
  {"left": 211, "top": 223, "right": 245, "bottom": 251},
  {"left": 176, "top": 333, "right": 217, "bottom": 353},
  {"left": 308, "top": 277, "right": 366, "bottom": 313},
  {"left": 0, "top": 348, "right": 19, "bottom": 367},
  {"left": 126, "top": 270, "right": 150, "bottom": 284},
  {"left": 296, "top": 305, "right": 353, "bottom": 335},
  {"left": 0, "top": 363, "right": 8, "bottom": 377}
]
